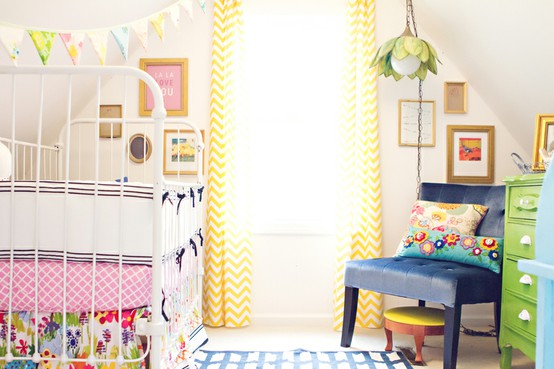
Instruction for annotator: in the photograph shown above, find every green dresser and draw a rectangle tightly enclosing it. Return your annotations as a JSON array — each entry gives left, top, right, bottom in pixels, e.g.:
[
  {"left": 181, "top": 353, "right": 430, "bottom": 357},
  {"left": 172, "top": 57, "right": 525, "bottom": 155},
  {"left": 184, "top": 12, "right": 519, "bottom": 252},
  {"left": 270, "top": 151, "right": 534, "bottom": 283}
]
[{"left": 500, "top": 173, "right": 544, "bottom": 368}]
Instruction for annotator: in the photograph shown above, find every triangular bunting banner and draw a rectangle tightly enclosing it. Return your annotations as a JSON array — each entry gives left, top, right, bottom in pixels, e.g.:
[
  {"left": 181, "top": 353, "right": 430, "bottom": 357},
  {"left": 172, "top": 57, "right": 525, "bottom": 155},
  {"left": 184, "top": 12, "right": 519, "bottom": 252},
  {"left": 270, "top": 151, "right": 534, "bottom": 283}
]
[
  {"left": 168, "top": 4, "right": 181, "bottom": 27},
  {"left": 150, "top": 12, "right": 165, "bottom": 41},
  {"left": 111, "top": 26, "right": 130, "bottom": 60},
  {"left": 59, "top": 32, "right": 85, "bottom": 65},
  {"left": 197, "top": 0, "right": 206, "bottom": 12},
  {"left": 180, "top": 0, "right": 194, "bottom": 20},
  {"left": 132, "top": 20, "right": 149, "bottom": 51},
  {"left": 28, "top": 30, "right": 56, "bottom": 65},
  {"left": 0, "top": 26, "right": 24, "bottom": 64},
  {"left": 87, "top": 31, "right": 109, "bottom": 65}
]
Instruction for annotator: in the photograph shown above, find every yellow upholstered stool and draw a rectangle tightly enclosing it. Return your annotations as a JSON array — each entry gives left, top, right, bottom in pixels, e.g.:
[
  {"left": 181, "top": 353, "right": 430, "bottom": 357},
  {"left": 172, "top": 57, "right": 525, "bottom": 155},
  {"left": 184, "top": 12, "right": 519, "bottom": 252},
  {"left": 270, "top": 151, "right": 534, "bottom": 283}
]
[{"left": 384, "top": 306, "right": 445, "bottom": 363}]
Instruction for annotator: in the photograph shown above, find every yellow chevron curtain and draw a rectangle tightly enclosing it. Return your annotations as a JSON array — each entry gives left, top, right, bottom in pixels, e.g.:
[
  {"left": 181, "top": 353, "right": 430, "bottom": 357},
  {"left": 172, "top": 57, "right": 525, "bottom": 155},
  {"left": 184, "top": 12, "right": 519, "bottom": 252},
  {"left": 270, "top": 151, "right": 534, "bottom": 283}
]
[
  {"left": 333, "top": 0, "right": 384, "bottom": 330},
  {"left": 204, "top": 0, "right": 253, "bottom": 327}
]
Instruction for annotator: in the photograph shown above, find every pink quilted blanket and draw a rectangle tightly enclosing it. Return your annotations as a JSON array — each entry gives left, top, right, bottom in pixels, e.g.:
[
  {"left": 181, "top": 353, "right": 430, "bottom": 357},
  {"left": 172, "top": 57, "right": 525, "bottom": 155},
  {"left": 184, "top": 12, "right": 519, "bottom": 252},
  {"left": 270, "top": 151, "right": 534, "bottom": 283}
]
[{"left": 0, "top": 260, "right": 152, "bottom": 312}]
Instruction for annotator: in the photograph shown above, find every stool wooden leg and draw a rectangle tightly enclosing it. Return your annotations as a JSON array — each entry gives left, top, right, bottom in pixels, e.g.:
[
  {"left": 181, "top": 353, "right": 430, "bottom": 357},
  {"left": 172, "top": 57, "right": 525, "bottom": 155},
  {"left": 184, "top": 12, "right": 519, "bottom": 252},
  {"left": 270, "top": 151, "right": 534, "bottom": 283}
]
[
  {"left": 414, "top": 334, "right": 425, "bottom": 362},
  {"left": 384, "top": 328, "right": 393, "bottom": 351}
]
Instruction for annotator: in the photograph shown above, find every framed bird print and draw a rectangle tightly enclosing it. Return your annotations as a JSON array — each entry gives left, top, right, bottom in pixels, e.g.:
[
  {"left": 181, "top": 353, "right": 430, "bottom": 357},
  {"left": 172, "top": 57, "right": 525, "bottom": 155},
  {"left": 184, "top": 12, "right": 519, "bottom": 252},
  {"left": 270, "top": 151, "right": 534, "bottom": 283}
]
[{"left": 447, "top": 125, "right": 494, "bottom": 183}]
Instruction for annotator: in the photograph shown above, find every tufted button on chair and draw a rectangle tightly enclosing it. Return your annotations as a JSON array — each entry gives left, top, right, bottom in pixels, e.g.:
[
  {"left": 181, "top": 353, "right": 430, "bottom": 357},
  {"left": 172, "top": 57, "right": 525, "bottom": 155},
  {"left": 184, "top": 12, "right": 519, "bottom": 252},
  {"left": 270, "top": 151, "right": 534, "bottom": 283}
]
[{"left": 340, "top": 182, "right": 506, "bottom": 369}]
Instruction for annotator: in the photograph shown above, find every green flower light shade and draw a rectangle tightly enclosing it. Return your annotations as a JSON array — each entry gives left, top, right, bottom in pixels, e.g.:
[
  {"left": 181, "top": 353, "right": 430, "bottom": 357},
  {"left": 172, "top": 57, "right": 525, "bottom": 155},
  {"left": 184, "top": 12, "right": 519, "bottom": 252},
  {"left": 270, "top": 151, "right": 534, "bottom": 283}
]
[{"left": 371, "top": 26, "right": 441, "bottom": 81}]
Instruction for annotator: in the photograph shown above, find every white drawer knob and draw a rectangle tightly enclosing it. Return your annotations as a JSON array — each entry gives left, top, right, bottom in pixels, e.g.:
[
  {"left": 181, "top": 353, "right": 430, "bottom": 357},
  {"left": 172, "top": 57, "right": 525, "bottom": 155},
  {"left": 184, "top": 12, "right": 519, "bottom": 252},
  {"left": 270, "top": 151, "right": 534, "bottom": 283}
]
[
  {"left": 518, "top": 309, "right": 531, "bottom": 321},
  {"left": 519, "top": 198, "right": 529, "bottom": 206},
  {"left": 519, "top": 274, "right": 533, "bottom": 285},
  {"left": 520, "top": 235, "right": 532, "bottom": 246}
]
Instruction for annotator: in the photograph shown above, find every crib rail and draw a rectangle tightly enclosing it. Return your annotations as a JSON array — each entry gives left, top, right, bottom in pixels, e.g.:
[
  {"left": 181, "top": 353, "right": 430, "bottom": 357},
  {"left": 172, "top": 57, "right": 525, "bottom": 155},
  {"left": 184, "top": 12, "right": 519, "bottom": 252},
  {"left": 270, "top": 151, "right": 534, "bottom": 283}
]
[
  {"left": 0, "top": 137, "right": 59, "bottom": 181},
  {"left": 0, "top": 66, "right": 204, "bottom": 369}
]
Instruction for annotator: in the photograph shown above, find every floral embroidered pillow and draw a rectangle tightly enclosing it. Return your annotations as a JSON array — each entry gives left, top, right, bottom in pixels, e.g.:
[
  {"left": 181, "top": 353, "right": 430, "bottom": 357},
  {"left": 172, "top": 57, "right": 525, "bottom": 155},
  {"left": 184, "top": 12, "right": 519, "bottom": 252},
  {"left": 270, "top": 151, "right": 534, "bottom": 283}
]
[{"left": 397, "top": 226, "right": 503, "bottom": 273}]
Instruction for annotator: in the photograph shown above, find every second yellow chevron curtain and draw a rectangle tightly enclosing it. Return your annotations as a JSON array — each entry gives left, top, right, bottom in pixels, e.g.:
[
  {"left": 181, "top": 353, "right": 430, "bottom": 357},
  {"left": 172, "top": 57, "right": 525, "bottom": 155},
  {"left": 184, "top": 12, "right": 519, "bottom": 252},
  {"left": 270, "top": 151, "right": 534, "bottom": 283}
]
[
  {"left": 205, "top": 0, "right": 253, "bottom": 327},
  {"left": 333, "top": 0, "right": 384, "bottom": 330}
]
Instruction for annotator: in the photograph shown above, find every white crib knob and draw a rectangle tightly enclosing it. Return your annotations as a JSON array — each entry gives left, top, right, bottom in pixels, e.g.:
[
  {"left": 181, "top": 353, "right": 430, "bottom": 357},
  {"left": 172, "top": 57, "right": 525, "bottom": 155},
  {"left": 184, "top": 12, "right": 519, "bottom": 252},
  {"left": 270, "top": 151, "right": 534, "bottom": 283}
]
[
  {"left": 4, "top": 353, "right": 13, "bottom": 363},
  {"left": 117, "top": 355, "right": 125, "bottom": 366},
  {"left": 519, "top": 274, "right": 533, "bottom": 285},
  {"left": 519, "top": 235, "right": 532, "bottom": 246},
  {"left": 32, "top": 352, "right": 41, "bottom": 363},
  {"left": 87, "top": 354, "right": 97, "bottom": 366},
  {"left": 61, "top": 353, "right": 69, "bottom": 363},
  {"left": 518, "top": 309, "right": 531, "bottom": 321}
]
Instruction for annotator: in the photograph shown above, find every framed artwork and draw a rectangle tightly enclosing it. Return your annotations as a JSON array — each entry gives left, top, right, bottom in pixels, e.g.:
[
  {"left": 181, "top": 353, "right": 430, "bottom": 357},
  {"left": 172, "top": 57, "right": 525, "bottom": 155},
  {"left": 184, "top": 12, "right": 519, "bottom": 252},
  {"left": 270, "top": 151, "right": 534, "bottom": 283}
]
[
  {"left": 128, "top": 134, "right": 152, "bottom": 163},
  {"left": 444, "top": 82, "right": 467, "bottom": 114},
  {"left": 163, "top": 129, "right": 204, "bottom": 175},
  {"left": 447, "top": 125, "right": 495, "bottom": 183},
  {"left": 398, "top": 99, "right": 436, "bottom": 146},
  {"left": 99, "top": 104, "right": 122, "bottom": 138},
  {"left": 139, "top": 58, "right": 188, "bottom": 116},
  {"left": 532, "top": 114, "right": 554, "bottom": 170}
]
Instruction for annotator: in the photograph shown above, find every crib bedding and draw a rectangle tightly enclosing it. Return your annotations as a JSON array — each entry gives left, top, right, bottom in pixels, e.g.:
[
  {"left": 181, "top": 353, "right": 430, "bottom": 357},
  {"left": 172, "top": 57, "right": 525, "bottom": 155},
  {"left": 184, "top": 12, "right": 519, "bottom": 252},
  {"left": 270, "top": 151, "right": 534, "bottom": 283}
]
[
  {"left": 0, "top": 180, "right": 202, "bottom": 267},
  {"left": 0, "top": 308, "right": 148, "bottom": 369},
  {"left": 0, "top": 260, "right": 151, "bottom": 312}
]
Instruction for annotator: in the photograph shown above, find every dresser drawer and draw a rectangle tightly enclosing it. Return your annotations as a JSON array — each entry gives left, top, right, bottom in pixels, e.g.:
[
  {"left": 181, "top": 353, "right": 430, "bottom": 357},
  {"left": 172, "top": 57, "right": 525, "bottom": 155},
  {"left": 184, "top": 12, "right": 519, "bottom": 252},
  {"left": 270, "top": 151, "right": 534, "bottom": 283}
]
[
  {"left": 504, "top": 221, "right": 535, "bottom": 259},
  {"left": 502, "top": 292, "right": 536, "bottom": 337},
  {"left": 507, "top": 186, "right": 541, "bottom": 220},
  {"left": 503, "top": 258, "right": 537, "bottom": 300}
]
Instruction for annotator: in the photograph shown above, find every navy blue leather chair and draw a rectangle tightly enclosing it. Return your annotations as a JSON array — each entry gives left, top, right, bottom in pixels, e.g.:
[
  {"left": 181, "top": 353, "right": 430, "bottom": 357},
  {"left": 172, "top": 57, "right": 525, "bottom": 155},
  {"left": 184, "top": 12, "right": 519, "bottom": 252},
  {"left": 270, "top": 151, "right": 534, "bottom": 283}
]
[{"left": 340, "top": 182, "right": 505, "bottom": 369}]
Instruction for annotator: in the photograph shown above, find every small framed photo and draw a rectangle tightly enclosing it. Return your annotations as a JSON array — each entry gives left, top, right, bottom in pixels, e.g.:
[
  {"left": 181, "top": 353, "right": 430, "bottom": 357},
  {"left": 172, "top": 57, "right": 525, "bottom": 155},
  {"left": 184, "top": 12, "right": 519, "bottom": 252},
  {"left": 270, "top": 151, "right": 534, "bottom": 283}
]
[
  {"left": 444, "top": 82, "right": 467, "bottom": 114},
  {"left": 163, "top": 129, "right": 204, "bottom": 175},
  {"left": 128, "top": 134, "right": 152, "bottom": 163},
  {"left": 532, "top": 114, "right": 554, "bottom": 170},
  {"left": 398, "top": 99, "right": 436, "bottom": 146},
  {"left": 99, "top": 104, "right": 122, "bottom": 138},
  {"left": 447, "top": 125, "right": 494, "bottom": 183},
  {"left": 139, "top": 58, "right": 188, "bottom": 116}
]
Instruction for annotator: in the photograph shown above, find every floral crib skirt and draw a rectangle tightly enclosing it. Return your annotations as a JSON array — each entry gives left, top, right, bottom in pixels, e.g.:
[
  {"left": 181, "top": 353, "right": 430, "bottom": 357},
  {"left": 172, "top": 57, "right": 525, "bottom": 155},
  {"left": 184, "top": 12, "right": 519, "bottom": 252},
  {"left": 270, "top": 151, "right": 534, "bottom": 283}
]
[{"left": 0, "top": 309, "right": 147, "bottom": 369}]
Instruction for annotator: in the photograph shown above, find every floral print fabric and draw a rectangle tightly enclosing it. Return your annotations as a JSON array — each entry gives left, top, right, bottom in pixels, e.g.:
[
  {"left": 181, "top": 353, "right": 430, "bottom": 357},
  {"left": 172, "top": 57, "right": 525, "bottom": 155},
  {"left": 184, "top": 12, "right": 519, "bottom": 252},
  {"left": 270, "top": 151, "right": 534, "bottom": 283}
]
[
  {"left": 0, "top": 309, "right": 147, "bottom": 369},
  {"left": 398, "top": 226, "right": 503, "bottom": 273}
]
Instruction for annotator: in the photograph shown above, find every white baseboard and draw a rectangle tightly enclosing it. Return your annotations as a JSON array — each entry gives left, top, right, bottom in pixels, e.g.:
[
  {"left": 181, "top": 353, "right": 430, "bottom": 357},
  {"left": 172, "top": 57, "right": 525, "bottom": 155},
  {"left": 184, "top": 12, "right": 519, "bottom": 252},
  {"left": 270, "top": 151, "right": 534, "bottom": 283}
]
[{"left": 251, "top": 314, "right": 334, "bottom": 327}]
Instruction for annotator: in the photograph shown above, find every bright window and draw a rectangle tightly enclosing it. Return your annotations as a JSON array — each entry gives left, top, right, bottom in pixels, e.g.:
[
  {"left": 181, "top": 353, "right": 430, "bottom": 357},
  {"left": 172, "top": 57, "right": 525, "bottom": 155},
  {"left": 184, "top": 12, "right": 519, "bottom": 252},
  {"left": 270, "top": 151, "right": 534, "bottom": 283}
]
[{"left": 244, "top": 10, "right": 345, "bottom": 234}]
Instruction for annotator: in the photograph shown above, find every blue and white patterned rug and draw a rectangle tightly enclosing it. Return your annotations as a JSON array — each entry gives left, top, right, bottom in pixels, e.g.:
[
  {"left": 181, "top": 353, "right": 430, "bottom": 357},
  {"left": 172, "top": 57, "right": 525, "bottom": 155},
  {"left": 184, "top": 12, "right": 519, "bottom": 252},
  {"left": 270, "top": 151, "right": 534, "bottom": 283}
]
[{"left": 193, "top": 349, "right": 413, "bottom": 369}]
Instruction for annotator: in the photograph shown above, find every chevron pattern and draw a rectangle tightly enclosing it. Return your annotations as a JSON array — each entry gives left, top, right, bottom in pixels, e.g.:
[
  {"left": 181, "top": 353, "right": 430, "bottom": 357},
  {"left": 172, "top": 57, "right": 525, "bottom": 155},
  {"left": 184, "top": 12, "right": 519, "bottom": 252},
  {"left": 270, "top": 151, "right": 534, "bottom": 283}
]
[
  {"left": 333, "top": 0, "right": 384, "bottom": 330},
  {"left": 204, "top": 0, "right": 253, "bottom": 328}
]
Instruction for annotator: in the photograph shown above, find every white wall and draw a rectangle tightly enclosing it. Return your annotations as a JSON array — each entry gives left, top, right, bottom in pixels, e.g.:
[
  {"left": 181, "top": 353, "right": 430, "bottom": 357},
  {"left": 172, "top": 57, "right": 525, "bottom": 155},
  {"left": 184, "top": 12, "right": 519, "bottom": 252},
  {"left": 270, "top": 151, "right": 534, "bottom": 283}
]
[{"left": 0, "top": 0, "right": 525, "bottom": 327}]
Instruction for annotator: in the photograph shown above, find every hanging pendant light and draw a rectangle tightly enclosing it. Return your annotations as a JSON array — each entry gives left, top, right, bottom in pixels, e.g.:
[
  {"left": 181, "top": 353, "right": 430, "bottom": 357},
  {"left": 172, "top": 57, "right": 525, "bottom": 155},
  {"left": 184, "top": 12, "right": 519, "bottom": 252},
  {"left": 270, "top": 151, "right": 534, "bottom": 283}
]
[{"left": 370, "top": 0, "right": 441, "bottom": 81}]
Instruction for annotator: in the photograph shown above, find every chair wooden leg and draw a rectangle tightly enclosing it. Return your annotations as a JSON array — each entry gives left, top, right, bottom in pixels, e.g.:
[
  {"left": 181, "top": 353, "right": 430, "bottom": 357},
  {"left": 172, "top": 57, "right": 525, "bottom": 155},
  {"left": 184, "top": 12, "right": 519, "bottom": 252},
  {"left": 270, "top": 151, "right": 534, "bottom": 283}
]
[
  {"left": 443, "top": 305, "right": 462, "bottom": 369},
  {"left": 494, "top": 301, "right": 501, "bottom": 353},
  {"left": 340, "top": 286, "right": 359, "bottom": 347}
]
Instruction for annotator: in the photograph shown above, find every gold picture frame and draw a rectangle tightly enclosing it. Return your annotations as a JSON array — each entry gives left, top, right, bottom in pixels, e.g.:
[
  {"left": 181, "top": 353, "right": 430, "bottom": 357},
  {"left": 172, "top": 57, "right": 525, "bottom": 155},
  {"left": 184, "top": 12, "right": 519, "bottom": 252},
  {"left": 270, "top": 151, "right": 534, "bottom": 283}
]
[
  {"left": 163, "top": 129, "right": 204, "bottom": 175},
  {"left": 532, "top": 114, "right": 554, "bottom": 170},
  {"left": 444, "top": 82, "right": 467, "bottom": 114},
  {"left": 139, "top": 58, "right": 188, "bottom": 117},
  {"left": 398, "top": 99, "right": 436, "bottom": 147},
  {"left": 447, "top": 125, "right": 495, "bottom": 184},
  {"left": 128, "top": 134, "right": 152, "bottom": 163},
  {"left": 99, "top": 105, "right": 122, "bottom": 138}
]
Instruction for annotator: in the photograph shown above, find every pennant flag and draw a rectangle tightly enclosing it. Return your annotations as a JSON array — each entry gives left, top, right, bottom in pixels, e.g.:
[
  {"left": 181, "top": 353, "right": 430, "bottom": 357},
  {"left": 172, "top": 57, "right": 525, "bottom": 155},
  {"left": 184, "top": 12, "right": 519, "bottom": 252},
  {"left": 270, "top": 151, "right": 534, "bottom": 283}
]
[
  {"left": 87, "top": 31, "right": 109, "bottom": 65},
  {"left": 132, "top": 20, "right": 149, "bottom": 51},
  {"left": 197, "top": 0, "right": 206, "bottom": 12},
  {"left": 180, "top": 0, "right": 194, "bottom": 20},
  {"left": 168, "top": 4, "right": 181, "bottom": 28},
  {"left": 150, "top": 12, "right": 165, "bottom": 41},
  {"left": 0, "top": 26, "right": 24, "bottom": 64},
  {"left": 28, "top": 30, "right": 56, "bottom": 65},
  {"left": 111, "top": 26, "right": 130, "bottom": 60},
  {"left": 59, "top": 32, "right": 85, "bottom": 65}
]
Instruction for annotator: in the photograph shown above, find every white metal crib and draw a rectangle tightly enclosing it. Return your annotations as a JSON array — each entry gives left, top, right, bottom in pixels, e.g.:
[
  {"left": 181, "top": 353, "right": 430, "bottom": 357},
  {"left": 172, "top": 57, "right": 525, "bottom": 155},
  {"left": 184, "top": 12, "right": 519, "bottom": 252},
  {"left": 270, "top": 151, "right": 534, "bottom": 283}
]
[{"left": 0, "top": 66, "right": 206, "bottom": 369}]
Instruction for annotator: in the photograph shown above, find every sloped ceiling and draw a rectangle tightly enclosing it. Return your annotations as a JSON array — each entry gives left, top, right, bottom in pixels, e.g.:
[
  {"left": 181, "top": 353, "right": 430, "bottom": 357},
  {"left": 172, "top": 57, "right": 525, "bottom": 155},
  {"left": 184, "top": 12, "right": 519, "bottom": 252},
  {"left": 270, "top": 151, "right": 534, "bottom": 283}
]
[{"left": 414, "top": 0, "right": 554, "bottom": 157}]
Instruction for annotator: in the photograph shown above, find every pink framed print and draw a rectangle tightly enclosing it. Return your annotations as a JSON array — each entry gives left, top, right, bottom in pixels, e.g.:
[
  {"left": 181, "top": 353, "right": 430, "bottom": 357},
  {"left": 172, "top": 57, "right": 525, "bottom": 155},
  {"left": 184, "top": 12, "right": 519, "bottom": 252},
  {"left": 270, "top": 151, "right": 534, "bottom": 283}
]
[{"left": 139, "top": 58, "right": 188, "bottom": 116}]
